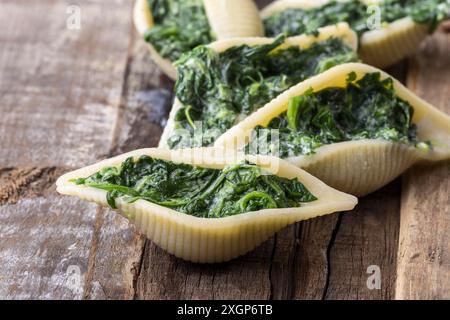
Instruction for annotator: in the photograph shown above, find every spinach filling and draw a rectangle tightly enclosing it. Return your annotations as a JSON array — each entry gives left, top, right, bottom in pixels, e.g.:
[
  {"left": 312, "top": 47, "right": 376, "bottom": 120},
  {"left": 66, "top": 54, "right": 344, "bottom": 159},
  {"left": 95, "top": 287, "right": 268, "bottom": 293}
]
[
  {"left": 168, "top": 37, "right": 358, "bottom": 149},
  {"left": 72, "top": 156, "right": 317, "bottom": 218},
  {"left": 264, "top": 0, "right": 450, "bottom": 38},
  {"left": 247, "top": 72, "right": 431, "bottom": 158},
  {"left": 144, "top": 0, "right": 214, "bottom": 61}
]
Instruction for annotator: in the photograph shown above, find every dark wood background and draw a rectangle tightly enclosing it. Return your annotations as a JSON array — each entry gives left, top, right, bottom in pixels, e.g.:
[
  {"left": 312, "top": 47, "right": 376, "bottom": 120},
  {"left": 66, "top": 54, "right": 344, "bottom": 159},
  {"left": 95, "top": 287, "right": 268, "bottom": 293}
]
[{"left": 0, "top": 0, "right": 448, "bottom": 299}]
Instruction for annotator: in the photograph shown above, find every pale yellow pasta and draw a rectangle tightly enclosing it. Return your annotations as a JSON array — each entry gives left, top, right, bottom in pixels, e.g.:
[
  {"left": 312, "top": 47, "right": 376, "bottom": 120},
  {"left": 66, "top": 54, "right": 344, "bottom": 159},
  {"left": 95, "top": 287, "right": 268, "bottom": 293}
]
[
  {"left": 215, "top": 63, "right": 450, "bottom": 196},
  {"left": 57, "top": 148, "right": 357, "bottom": 263},
  {"left": 158, "top": 23, "right": 358, "bottom": 148},
  {"left": 261, "top": 0, "right": 432, "bottom": 68},
  {"left": 133, "top": 0, "right": 263, "bottom": 79}
]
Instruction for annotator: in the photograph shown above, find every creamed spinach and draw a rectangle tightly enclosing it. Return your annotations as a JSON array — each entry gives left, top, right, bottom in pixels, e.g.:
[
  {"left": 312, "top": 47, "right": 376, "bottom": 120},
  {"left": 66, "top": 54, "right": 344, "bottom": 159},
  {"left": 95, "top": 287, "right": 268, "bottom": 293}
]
[
  {"left": 168, "top": 37, "right": 358, "bottom": 149},
  {"left": 73, "top": 156, "right": 317, "bottom": 218},
  {"left": 145, "top": 0, "right": 213, "bottom": 61},
  {"left": 248, "top": 72, "right": 431, "bottom": 158},
  {"left": 264, "top": 0, "right": 450, "bottom": 37}
]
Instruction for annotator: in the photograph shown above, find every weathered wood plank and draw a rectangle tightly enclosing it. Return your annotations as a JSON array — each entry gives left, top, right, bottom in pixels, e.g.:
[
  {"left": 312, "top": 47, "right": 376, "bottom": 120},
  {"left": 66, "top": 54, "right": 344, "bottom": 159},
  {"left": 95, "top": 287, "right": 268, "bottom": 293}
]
[
  {"left": 136, "top": 239, "right": 273, "bottom": 300},
  {"left": 0, "top": 0, "right": 131, "bottom": 167},
  {"left": 110, "top": 32, "right": 174, "bottom": 156},
  {"left": 0, "top": 0, "right": 138, "bottom": 299},
  {"left": 270, "top": 215, "right": 340, "bottom": 300},
  {"left": 0, "top": 167, "right": 95, "bottom": 299},
  {"left": 324, "top": 182, "right": 400, "bottom": 299},
  {"left": 272, "top": 182, "right": 400, "bottom": 300},
  {"left": 396, "top": 27, "right": 450, "bottom": 300}
]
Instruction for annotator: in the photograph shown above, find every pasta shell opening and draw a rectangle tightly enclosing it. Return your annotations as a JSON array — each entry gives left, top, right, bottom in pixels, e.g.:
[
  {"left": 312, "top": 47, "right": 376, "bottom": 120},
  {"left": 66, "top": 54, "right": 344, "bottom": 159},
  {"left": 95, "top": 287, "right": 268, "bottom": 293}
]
[
  {"left": 261, "top": 0, "right": 445, "bottom": 68},
  {"left": 133, "top": 0, "right": 263, "bottom": 80},
  {"left": 215, "top": 63, "right": 450, "bottom": 196},
  {"left": 159, "top": 23, "right": 358, "bottom": 149},
  {"left": 57, "top": 148, "right": 357, "bottom": 263}
]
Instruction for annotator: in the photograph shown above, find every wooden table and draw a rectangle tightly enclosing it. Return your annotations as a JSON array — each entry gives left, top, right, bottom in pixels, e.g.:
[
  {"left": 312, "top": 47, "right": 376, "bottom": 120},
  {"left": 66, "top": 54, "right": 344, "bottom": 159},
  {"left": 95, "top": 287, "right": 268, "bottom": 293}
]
[{"left": 0, "top": 0, "right": 448, "bottom": 300}]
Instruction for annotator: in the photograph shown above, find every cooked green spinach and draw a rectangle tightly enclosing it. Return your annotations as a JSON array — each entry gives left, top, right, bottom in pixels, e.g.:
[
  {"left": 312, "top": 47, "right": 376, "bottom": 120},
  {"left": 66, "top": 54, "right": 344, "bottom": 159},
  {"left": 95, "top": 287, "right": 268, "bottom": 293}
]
[
  {"left": 168, "top": 37, "right": 358, "bottom": 149},
  {"left": 72, "top": 156, "right": 317, "bottom": 218},
  {"left": 247, "top": 72, "right": 431, "bottom": 157},
  {"left": 144, "top": 0, "right": 214, "bottom": 61},
  {"left": 264, "top": 0, "right": 450, "bottom": 37}
]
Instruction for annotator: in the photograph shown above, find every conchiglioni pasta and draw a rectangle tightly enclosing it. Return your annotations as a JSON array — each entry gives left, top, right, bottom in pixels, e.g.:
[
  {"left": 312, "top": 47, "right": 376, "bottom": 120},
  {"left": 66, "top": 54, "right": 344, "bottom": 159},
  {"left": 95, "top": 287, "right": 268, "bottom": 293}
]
[
  {"left": 133, "top": 0, "right": 263, "bottom": 79},
  {"left": 56, "top": 148, "right": 357, "bottom": 263},
  {"left": 159, "top": 23, "right": 358, "bottom": 149},
  {"left": 214, "top": 63, "right": 450, "bottom": 196},
  {"left": 261, "top": 0, "right": 449, "bottom": 68}
]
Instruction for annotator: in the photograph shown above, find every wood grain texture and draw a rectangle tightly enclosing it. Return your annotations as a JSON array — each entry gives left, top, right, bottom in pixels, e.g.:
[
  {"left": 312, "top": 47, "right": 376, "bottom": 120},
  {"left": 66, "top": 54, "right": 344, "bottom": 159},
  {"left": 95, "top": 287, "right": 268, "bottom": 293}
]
[
  {"left": 136, "top": 240, "right": 273, "bottom": 300},
  {"left": 278, "top": 215, "right": 340, "bottom": 300},
  {"left": 0, "top": 0, "right": 141, "bottom": 299},
  {"left": 324, "top": 182, "right": 400, "bottom": 299},
  {"left": 0, "top": 0, "right": 130, "bottom": 167},
  {"left": 396, "top": 27, "right": 450, "bottom": 300},
  {"left": 0, "top": 167, "right": 95, "bottom": 299},
  {"left": 273, "top": 182, "right": 400, "bottom": 301}
]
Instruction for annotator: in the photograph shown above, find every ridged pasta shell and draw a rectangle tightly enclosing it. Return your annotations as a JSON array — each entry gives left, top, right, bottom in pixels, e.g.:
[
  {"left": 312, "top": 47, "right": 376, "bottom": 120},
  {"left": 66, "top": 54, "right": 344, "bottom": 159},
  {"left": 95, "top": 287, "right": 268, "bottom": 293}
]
[
  {"left": 214, "top": 63, "right": 450, "bottom": 196},
  {"left": 203, "top": 0, "right": 264, "bottom": 39},
  {"left": 261, "top": 0, "right": 433, "bottom": 68},
  {"left": 56, "top": 148, "right": 357, "bottom": 263},
  {"left": 158, "top": 23, "right": 358, "bottom": 148},
  {"left": 133, "top": 0, "right": 263, "bottom": 80},
  {"left": 358, "top": 17, "right": 429, "bottom": 68}
]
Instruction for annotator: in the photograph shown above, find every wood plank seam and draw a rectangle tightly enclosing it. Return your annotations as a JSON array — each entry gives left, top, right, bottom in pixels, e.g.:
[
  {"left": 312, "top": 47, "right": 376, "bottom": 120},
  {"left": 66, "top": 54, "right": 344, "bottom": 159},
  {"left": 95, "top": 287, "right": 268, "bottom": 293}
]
[
  {"left": 283, "top": 224, "right": 298, "bottom": 299},
  {"left": 322, "top": 213, "right": 343, "bottom": 300},
  {"left": 82, "top": 206, "right": 105, "bottom": 299},
  {"left": 268, "top": 234, "right": 278, "bottom": 299},
  {"left": 285, "top": 223, "right": 302, "bottom": 299},
  {"left": 133, "top": 240, "right": 149, "bottom": 300}
]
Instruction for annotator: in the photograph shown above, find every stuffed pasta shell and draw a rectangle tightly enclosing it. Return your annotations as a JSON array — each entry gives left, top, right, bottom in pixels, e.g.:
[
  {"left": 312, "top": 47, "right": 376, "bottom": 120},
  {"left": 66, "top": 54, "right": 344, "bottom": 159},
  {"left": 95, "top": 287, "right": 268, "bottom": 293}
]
[
  {"left": 133, "top": 0, "right": 264, "bottom": 79},
  {"left": 160, "top": 23, "right": 358, "bottom": 149},
  {"left": 215, "top": 63, "right": 450, "bottom": 196},
  {"left": 57, "top": 148, "right": 357, "bottom": 262},
  {"left": 262, "top": 0, "right": 450, "bottom": 68}
]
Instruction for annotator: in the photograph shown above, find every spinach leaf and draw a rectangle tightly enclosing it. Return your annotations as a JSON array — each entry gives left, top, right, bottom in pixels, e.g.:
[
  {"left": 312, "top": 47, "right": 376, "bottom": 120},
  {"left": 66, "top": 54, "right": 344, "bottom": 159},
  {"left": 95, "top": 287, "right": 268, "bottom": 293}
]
[
  {"left": 144, "top": 0, "right": 214, "bottom": 61},
  {"left": 72, "top": 156, "right": 317, "bottom": 218},
  {"left": 264, "top": 0, "right": 450, "bottom": 37},
  {"left": 247, "top": 72, "right": 431, "bottom": 158},
  {"left": 168, "top": 37, "right": 358, "bottom": 149}
]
